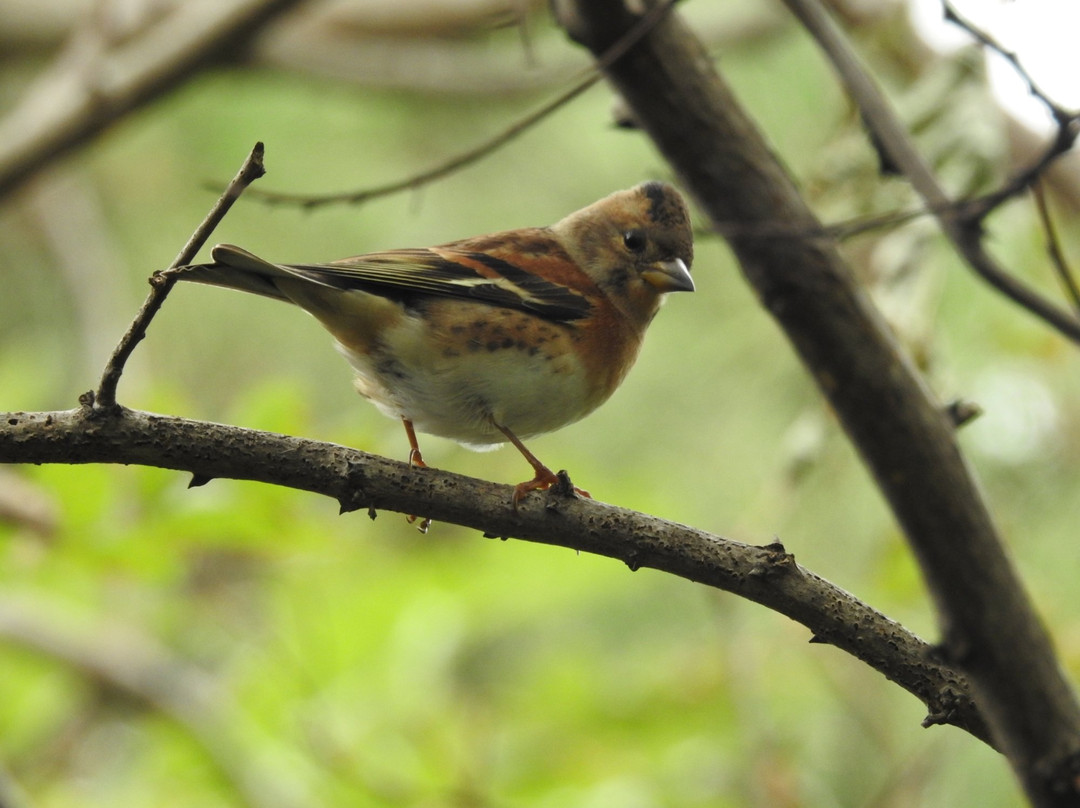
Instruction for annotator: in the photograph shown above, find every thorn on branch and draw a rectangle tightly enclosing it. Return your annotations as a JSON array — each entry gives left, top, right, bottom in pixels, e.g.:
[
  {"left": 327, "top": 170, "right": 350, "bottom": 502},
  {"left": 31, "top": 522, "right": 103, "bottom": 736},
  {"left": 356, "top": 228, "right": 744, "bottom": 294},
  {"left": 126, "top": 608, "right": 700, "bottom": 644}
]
[
  {"left": 922, "top": 708, "right": 954, "bottom": 728},
  {"left": 340, "top": 456, "right": 370, "bottom": 515},
  {"left": 749, "top": 540, "right": 797, "bottom": 578},
  {"left": 945, "top": 399, "right": 983, "bottom": 428},
  {"left": 611, "top": 95, "right": 641, "bottom": 130},
  {"left": 552, "top": 469, "right": 582, "bottom": 499}
]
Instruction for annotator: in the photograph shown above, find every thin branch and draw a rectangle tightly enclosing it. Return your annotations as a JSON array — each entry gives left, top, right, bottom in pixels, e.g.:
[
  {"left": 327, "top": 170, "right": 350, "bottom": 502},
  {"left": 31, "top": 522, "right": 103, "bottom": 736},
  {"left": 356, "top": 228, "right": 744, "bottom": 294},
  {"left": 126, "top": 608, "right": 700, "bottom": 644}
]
[
  {"left": 780, "top": 0, "right": 1080, "bottom": 345},
  {"left": 245, "top": 73, "right": 602, "bottom": 209},
  {"left": 94, "top": 143, "right": 266, "bottom": 410},
  {"left": 709, "top": 187, "right": 993, "bottom": 243},
  {"left": 1032, "top": 181, "right": 1080, "bottom": 315},
  {"left": 246, "top": 0, "right": 679, "bottom": 209},
  {"left": 959, "top": 121, "right": 1079, "bottom": 223},
  {"left": 942, "top": 1, "right": 1076, "bottom": 128},
  {"left": 939, "top": 2, "right": 1079, "bottom": 222},
  {"left": 0, "top": 405, "right": 992, "bottom": 747}
]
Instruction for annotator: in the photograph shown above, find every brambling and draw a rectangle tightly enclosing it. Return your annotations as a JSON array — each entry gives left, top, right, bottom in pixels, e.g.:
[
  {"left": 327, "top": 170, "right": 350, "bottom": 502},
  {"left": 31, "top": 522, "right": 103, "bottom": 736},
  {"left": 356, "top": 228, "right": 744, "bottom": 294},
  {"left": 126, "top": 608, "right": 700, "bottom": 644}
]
[{"left": 178, "top": 181, "right": 694, "bottom": 509}]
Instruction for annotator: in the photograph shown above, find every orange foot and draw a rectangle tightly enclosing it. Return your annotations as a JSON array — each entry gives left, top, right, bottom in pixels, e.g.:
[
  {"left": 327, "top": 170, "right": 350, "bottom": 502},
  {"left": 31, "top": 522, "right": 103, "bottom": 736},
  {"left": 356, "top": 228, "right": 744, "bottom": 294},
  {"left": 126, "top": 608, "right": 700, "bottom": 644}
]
[
  {"left": 402, "top": 417, "right": 432, "bottom": 533},
  {"left": 512, "top": 466, "right": 592, "bottom": 508},
  {"left": 491, "top": 419, "right": 591, "bottom": 508}
]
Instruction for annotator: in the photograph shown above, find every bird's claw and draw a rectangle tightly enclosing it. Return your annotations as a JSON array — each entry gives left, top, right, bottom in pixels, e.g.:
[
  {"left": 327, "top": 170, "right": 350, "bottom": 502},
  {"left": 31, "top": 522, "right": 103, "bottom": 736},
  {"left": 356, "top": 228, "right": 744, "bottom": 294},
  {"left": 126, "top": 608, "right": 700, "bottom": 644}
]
[
  {"left": 406, "top": 513, "right": 432, "bottom": 533},
  {"left": 512, "top": 467, "right": 590, "bottom": 508}
]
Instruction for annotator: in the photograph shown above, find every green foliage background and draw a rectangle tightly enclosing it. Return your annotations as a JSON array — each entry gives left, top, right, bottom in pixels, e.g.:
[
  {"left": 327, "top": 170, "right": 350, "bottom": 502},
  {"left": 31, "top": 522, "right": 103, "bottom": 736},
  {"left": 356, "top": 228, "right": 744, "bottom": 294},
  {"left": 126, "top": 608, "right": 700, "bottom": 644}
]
[{"left": 2, "top": 6, "right": 1079, "bottom": 807}]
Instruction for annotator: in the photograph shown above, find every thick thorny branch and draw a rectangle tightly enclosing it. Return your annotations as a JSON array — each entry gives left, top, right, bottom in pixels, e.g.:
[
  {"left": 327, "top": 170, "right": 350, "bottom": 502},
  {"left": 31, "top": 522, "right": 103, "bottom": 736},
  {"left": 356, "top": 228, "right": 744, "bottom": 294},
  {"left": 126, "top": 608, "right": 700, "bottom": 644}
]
[{"left": 0, "top": 405, "right": 990, "bottom": 746}]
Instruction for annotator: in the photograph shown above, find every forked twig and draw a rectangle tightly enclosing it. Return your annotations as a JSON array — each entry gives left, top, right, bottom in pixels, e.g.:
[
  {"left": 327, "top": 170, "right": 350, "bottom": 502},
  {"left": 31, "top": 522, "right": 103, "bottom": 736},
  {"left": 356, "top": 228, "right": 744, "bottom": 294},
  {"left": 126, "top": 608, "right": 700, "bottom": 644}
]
[
  {"left": 942, "top": 2, "right": 1080, "bottom": 223},
  {"left": 93, "top": 142, "right": 266, "bottom": 411},
  {"left": 781, "top": 0, "right": 1080, "bottom": 344}
]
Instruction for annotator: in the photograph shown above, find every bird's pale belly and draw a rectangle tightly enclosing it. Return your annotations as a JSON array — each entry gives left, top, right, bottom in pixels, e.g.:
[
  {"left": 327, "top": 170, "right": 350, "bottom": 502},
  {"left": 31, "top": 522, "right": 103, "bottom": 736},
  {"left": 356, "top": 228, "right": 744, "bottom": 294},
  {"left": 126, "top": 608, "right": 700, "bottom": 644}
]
[{"left": 335, "top": 305, "right": 599, "bottom": 449}]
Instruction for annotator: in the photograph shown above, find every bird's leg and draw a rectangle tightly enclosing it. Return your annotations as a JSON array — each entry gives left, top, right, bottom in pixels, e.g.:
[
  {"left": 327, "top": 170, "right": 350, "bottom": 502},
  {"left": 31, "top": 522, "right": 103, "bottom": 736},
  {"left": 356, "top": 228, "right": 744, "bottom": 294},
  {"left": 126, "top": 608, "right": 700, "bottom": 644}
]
[
  {"left": 492, "top": 421, "right": 591, "bottom": 506},
  {"left": 401, "top": 417, "right": 431, "bottom": 533},
  {"left": 402, "top": 417, "right": 427, "bottom": 467}
]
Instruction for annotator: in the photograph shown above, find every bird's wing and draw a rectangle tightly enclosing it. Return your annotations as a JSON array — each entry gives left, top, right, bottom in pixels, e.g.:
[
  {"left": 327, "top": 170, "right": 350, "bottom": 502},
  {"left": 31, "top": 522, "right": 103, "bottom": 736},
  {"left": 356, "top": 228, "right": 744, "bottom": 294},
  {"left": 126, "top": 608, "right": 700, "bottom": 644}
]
[
  {"left": 178, "top": 240, "right": 593, "bottom": 322},
  {"left": 290, "top": 244, "right": 593, "bottom": 322}
]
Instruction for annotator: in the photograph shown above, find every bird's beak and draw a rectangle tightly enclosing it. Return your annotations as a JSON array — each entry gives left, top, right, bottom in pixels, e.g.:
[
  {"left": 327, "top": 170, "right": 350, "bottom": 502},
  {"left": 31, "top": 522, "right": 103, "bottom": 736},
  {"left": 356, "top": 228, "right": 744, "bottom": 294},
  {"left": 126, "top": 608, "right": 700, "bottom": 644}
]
[{"left": 642, "top": 258, "right": 695, "bottom": 293}]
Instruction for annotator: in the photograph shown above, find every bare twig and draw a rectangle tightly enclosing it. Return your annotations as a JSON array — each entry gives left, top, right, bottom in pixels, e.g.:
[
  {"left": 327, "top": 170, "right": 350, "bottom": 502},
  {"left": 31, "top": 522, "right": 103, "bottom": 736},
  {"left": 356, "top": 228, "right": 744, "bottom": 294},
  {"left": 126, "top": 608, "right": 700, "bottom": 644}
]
[
  {"left": 247, "top": 0, "right": 679, "bottom": 208},
  {"left": 0, "top": 406, "right": 992, "bottom": 747},
  {"left": 245, "top": 73, "right": 602, "bottom": 209},
  {"left": 780, "top": 0, "right": 1080, "bottom": 345},
  {"left": 711, "top": 189, "right": 971, "bottom": 243},
  {"left": 942, "top": 1, "right": 1076, "bottom": 128},
  {"left": 94, "top": 143, "right": 266, "bottom": 410},
  {"left": 939, "top": 3, "right": 1080, "bottom": 221},
  {"left": 1032, "top": 181, "right": 1080, "bottom": 315},
  {"left": 959, "top": 121, "right": 1079, "bottom": 223}
]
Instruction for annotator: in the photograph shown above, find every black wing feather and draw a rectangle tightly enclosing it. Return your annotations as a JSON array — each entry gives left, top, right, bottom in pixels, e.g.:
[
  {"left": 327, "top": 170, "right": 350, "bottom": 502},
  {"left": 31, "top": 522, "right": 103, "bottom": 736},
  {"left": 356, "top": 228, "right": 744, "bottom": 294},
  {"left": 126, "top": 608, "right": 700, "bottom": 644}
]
[{"left": 285, "top": 250, "right": 591, "bottom": 322}]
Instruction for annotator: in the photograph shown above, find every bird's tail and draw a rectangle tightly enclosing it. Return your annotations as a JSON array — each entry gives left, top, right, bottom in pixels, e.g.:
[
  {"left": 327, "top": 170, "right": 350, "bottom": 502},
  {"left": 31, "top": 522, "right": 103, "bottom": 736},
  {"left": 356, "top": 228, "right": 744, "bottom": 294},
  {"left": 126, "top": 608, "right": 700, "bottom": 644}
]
[{"left": 173, "top": 244, "right": 299, "bottom": 303}]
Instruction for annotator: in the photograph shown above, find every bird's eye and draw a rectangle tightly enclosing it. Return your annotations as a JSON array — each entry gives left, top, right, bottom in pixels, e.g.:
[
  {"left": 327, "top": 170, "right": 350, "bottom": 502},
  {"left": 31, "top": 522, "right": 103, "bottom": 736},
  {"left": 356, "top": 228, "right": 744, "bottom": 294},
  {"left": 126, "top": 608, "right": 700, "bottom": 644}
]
[{"left": 622, "top": 229, "right": 647, "bottom": 253}]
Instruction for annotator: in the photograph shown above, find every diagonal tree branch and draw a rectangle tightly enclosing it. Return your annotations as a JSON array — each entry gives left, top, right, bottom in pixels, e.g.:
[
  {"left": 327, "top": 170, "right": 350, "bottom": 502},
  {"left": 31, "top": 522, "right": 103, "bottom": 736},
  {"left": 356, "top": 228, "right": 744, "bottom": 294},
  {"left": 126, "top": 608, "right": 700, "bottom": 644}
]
[
  {"left": 782, "top": 0, "right": 1080, "bottom": 344},
  {"left": 0, "top": 0, "right": 303, "bottom": 200},
  {"left": 0, "top": 405, "right": 991, "bottom": 746},
  {"left": 244, "top": 72, "right": 602, "bottom": 209},
  {"left": 1032, "top": 182, "right": 1080, "bottom": 315},
  {"left": 555, "top": 0, "right": 1080, "bottom": 804}
]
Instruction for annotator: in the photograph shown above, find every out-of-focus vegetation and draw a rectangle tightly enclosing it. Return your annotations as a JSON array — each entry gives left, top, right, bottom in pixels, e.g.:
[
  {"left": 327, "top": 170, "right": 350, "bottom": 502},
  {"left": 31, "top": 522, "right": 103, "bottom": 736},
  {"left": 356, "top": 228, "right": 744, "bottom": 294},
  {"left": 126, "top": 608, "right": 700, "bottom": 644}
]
[{"left": 1, "top": 2, "right": 1078, "bottom": 806}]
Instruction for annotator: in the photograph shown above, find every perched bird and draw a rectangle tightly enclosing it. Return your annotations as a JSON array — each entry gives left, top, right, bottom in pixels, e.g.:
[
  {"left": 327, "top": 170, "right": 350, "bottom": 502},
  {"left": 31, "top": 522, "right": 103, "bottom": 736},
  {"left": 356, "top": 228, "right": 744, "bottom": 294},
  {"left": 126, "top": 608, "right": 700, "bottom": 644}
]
[{"left": 178, "top": 181, "right": 694, "bottom": 509}]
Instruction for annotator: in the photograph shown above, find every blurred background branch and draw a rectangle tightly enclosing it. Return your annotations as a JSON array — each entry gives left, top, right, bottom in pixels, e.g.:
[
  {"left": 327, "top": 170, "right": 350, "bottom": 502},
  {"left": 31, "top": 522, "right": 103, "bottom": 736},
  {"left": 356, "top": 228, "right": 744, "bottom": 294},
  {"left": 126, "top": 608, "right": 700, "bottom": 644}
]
[
  {"left": 0, "top": 592, "right": 318, "bottom": 808},
  {"left": 0, "top": 0, "right": 302, "bottom": 199}
]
